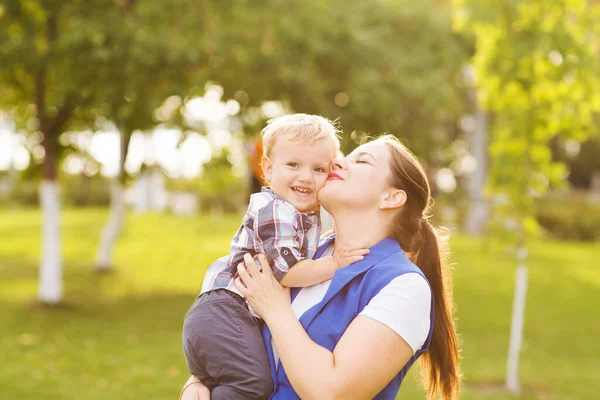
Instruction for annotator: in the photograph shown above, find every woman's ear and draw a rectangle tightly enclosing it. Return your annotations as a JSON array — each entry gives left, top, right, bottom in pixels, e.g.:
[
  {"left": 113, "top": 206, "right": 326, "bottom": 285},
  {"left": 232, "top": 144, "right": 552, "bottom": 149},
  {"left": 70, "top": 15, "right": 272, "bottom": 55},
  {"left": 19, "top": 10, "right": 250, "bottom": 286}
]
[
  {"left": 261, "top": 155, "right": 273, "bottom": 184},
  {"left": 380, "top": 189, "right": 407, "bottom": 210}
]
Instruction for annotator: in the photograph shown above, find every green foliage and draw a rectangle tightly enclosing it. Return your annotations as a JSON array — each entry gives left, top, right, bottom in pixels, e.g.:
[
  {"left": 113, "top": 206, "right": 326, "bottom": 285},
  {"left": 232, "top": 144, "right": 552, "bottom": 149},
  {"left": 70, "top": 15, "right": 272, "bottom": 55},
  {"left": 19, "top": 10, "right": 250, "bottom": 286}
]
[
  {"left": 1, "top": 0, "right": 471, "bottom": 184},
  {"left": 213, "top": 0, "right": 471, "bottom": 162},
  {"left": 0, "top": 0, "right": 119, "bottom": 178},
  {"left": 552, "top": 137, "right": 600, "bottom": 188},
  {"left": 3, "top": 172, "right": 111, "bottom": 208},
  {"left": 197, "top": 150, "right": 246, "bottom": 212},
  {"left": 8, "top": 181, "right": 39, "bottom": 206},
  {"left": 166, "top": 149, "right": 247, "bottom": 213},
  {"left": 61, "top": 174, "right": 111, "bottom": 207},
  {"left": 0, "top": 0, "right": 209, "bottom": 180},
  {"left": 535, "top": 193, "right": 600, "bottom": 241},
  {"left": 453, "top": 0, "right": 600, "bottom": 240}
]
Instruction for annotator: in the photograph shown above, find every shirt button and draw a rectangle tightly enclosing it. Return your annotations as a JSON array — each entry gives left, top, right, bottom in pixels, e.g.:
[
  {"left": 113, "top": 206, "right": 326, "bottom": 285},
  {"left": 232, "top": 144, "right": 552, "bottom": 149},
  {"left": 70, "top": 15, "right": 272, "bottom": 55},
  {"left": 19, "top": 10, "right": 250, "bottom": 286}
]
[{"left": 283, "top": 250, "right": 289, "bottom": 255}]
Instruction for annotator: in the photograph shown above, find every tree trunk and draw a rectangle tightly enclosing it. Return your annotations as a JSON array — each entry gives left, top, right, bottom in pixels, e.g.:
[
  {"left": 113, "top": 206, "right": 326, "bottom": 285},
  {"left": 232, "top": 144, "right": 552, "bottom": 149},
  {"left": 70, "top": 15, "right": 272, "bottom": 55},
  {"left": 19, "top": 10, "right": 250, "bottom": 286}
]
[
  {"left": 210, "top": 200, "right": 224, "bottom": 221},
  {"left": 134, "top": 170, "right": 151, "bottom": 213},
  {"left": 506, "top": 247, "right": 528, "bottom": 394},
  {"left": 38, "top": 106, "right": 63, "bottom": 303},
  {"left": 6, "top": 159, "right": 17, "bottom": 196},
  {"left": 34, "top": 12, "right": 72, "bottom": 303},
  {"left": 95, "top": 129, "right": 131, "bottom": 271},
  {"left": 465, "top": 103, "right": 490, "bottom": 235},
  {"left": 38, "top": 180, "right": 62, "bottom": 303},
  {"left": 95, "top": 182, "right": 126, "bottom": 271}
]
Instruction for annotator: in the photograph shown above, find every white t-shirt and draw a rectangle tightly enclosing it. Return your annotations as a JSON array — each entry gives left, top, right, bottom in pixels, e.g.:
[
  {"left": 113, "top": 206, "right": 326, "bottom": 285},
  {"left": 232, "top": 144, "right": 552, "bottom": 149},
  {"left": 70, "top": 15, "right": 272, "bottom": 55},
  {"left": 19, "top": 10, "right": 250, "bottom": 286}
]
[{"left": 272, "top": 244, "right": 432, "bottom": 366}]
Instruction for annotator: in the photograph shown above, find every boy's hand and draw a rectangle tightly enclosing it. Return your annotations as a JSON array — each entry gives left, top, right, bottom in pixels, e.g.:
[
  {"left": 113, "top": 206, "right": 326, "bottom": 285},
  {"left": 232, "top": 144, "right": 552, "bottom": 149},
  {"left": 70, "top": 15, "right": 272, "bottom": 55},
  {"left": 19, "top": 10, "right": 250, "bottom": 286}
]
[{"left": 332, "top": 241, "right": 370, "bottom": 269}]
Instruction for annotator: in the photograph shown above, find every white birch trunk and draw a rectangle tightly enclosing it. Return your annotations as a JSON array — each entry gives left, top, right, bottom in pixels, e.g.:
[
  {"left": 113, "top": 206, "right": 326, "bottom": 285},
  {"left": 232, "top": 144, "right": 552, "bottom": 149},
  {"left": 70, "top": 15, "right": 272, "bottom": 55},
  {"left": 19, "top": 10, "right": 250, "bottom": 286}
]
[
  {"left": 7, "top": 160, "right": 17, "bottom": 195},
  {"left": 95, "top": 183, "right": 126, "bottom": 271},
  {"left": 506, "top": 254, "right": 528, "bottom": 394},
  {"left": 38, "top": 180, "right": 62, "bottom": 304},
  {"left": 134, "top": 172, "right": 150, "bottom": 213},
  {"left": 210, "top": 201, "right": 224, "bottom": 221},
  {"left": 465, "top": 105, "right": 490, "bottom": 234}
]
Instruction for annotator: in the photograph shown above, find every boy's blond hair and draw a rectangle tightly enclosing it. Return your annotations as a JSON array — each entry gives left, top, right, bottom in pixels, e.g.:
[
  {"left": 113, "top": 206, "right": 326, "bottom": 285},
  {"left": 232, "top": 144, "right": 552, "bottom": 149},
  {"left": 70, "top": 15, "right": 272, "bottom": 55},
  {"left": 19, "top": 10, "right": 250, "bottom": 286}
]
[{"left": 261, "top": 114, "right": 340, "bottom": 157}]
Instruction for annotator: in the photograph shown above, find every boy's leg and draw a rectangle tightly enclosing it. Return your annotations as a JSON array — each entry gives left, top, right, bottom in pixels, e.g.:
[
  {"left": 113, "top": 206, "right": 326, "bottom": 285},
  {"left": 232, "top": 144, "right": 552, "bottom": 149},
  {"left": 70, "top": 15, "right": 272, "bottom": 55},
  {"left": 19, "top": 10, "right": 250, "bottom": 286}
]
[{"left": 182, "top": 290, "right": 273, "bottom": 400}]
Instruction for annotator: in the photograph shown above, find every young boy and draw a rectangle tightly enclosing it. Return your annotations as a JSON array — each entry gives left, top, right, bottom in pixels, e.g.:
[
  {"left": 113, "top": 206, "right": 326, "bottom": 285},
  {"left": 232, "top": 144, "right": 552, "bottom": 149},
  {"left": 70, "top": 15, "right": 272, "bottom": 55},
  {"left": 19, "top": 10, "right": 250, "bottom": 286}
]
[{"left": 182, "top": 114, "right": 367, "bottom": 400}]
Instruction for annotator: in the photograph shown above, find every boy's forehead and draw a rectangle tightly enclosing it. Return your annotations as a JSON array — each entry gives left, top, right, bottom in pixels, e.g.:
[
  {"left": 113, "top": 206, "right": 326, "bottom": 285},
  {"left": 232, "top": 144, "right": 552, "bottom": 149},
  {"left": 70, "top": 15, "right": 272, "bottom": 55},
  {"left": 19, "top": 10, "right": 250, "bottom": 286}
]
[
  {"left": 270, "top": 139, "right": 338, "bottom": 164},
  {"left": 271, "top": 135, "right": 337, "bottom": 156}
]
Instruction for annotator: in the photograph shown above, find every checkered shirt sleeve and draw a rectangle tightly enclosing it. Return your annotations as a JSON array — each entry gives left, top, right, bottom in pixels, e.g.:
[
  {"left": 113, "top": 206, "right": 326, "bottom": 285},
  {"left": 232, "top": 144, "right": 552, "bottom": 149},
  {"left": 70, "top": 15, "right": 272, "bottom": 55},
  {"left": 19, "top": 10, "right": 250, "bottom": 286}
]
[{"left": 254, "top": 198, "right": 305, "bottom": 282}]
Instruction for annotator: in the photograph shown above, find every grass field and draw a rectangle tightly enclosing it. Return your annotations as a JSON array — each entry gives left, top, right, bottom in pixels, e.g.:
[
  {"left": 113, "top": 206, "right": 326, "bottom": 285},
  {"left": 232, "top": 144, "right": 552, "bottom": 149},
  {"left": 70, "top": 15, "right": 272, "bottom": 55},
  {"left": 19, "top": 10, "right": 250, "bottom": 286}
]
[{"left": 0, "top": 208, "right": 597, "bottom": 399}]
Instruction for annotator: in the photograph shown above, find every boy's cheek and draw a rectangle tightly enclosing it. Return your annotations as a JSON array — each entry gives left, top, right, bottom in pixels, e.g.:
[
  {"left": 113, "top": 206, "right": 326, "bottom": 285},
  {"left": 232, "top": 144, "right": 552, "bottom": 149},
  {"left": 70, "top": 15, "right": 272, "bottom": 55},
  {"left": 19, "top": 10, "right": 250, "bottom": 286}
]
[{"left": 315, "top": 177, "right": 329, "bottom": 191}]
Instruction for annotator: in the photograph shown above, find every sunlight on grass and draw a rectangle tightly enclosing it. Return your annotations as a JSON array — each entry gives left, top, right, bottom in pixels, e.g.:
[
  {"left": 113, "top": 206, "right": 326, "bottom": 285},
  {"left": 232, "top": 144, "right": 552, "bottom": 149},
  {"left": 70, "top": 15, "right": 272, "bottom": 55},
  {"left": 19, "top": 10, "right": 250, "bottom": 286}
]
[{"left": 0, "top": 208, "right": 598, "bottom": 399}]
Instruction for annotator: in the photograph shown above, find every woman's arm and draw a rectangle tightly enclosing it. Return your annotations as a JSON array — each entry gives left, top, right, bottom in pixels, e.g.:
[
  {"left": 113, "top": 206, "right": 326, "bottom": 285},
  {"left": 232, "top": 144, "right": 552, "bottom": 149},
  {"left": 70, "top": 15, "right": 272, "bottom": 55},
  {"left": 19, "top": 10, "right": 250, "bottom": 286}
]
[
  {"left": 269, "top": 308, "right": 413, "bottom": 400},
  {"left": 235, "top": 254, "right": 415, "bottom": 400}
]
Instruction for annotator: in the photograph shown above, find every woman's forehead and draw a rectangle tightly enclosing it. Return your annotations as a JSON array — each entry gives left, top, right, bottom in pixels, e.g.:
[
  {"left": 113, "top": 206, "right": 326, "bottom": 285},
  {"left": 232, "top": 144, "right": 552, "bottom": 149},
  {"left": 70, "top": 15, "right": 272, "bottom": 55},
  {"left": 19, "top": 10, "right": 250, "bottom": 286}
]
[{"left": 348, "top": 141, "right": 387, "bottom": 159}]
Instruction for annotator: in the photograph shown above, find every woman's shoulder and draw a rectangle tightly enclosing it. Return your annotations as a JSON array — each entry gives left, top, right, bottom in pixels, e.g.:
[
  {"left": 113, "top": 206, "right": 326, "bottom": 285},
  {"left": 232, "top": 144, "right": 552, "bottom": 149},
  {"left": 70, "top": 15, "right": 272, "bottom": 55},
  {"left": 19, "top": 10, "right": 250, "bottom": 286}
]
[
  {"left": 360, "top": 273, "right": 432, "bottom": 354},
  {"left": 380, "top": 273, "right": 431, "bottom": 296},
  {"left": 372, "top": 247, "right": 426, "bottom": 280}
]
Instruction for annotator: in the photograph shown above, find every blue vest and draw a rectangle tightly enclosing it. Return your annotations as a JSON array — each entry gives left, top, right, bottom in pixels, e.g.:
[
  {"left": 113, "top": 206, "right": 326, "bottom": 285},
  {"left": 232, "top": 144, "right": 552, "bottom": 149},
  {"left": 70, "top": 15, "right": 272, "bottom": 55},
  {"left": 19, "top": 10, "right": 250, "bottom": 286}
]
[{"left": 263, "top": 236, "right": 434, "bottom": 399}]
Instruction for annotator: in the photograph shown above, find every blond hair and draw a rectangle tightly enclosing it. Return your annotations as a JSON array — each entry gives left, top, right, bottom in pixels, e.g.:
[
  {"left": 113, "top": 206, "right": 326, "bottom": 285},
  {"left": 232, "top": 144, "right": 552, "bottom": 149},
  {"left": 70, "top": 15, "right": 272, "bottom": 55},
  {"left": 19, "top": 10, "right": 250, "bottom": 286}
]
[{"left": 261, "top": 114, "right": 340, "bottom": 157}]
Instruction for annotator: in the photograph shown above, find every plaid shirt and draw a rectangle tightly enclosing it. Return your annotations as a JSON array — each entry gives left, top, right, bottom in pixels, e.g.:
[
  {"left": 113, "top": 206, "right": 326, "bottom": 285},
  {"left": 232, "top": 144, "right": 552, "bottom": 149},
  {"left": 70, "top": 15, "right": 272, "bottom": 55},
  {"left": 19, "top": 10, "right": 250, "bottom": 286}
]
[{"left": 206, "top": 187, "right": 321, "bottom": 297}]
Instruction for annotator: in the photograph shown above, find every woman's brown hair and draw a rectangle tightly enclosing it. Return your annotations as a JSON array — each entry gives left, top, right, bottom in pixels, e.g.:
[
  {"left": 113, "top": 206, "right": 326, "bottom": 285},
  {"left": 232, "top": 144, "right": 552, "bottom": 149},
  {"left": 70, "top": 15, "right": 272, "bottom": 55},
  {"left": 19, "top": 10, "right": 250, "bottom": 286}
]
[{"left": 376, "top": 135, "right": 460, "bottom": 400}]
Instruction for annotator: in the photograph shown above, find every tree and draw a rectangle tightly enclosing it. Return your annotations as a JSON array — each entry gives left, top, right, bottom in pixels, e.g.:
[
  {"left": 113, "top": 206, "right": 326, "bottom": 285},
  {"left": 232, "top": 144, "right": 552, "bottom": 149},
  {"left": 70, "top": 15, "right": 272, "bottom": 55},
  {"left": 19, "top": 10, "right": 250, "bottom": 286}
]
[
  {"left": 0, "top": 0, "right": 122, "bottom": 303},
  {"left": 1, "top": 0, "right": 472, "bottom": 301},
  {"left": 94, "top": 0, "right": 472, "bottom": 270},
  {"left": 0, "top": 0, "right": 205, "bottom": 295},
  {"left": 92, "top": 0, "right": 210, "bottom": 271},
  {"left": 452, "top": 0, "right": 600, "bottom": 393},
  {"left": 463, "top": 66, "right": 491, "bottom": 234},
  {"left": 192, "top": 0, "right": 471, "bottom": 162},
  {"left": 197, "top": 149, "right": 245, "bottom": 217}
]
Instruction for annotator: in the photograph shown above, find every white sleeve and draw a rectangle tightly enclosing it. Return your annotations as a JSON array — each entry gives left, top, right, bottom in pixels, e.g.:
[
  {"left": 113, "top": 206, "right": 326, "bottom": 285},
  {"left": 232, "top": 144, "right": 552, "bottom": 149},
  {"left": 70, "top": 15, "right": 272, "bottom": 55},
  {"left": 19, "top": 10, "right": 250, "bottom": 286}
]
[{"left": 359, "top": 273, "right": 432, "bottom": 354}]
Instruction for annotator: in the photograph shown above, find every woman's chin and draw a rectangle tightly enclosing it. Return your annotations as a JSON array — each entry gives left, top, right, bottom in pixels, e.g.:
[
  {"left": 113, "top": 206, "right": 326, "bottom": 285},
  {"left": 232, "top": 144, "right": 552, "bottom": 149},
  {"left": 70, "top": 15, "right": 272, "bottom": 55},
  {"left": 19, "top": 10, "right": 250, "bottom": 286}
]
[{"left": 317, "top": 186, "right": 337, "bottom": 209}]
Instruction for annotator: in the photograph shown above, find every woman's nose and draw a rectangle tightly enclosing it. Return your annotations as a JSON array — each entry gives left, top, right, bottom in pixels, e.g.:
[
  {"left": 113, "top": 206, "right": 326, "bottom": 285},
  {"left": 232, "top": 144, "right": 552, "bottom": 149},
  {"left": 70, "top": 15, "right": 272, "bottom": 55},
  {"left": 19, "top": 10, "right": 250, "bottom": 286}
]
[{"left": 331, "top": 158, "right": 347, "bottom": 171}]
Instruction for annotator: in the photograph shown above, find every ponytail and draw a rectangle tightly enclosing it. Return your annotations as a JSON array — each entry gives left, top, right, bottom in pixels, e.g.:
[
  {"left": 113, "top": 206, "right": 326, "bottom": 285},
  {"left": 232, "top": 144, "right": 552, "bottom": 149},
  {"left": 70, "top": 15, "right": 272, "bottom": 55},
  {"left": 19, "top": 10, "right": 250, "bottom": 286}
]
[
  {"left": 379, "top": 134, "right": 460, "bottom": 400},
  {"left": 414, "top": 220, "right": 460, "bottom": 400}
]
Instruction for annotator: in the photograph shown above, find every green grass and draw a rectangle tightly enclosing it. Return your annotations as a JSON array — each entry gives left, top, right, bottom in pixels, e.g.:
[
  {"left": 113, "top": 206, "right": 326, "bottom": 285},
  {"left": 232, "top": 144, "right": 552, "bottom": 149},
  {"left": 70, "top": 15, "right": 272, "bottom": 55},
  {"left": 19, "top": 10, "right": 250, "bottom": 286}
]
[{"left": 0, "top": 208, "right": 597, "bottom": 399}]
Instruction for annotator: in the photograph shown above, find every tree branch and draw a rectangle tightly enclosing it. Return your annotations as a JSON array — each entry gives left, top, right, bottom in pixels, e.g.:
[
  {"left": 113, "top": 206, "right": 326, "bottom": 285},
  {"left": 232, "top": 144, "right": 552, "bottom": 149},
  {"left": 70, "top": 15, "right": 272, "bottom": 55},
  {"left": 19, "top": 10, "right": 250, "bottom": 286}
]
[
  {"left": 119, "top": 128, "right": 133, "bottom": 183},
  {"left": 47, "top": 97, "right": 76, "bottom": 138},
  {"left": 36, "top": 6, "right": 60, "bottom": 131},
  {"left": 35, "top": 68, "right": 47, "bottom": 125}
]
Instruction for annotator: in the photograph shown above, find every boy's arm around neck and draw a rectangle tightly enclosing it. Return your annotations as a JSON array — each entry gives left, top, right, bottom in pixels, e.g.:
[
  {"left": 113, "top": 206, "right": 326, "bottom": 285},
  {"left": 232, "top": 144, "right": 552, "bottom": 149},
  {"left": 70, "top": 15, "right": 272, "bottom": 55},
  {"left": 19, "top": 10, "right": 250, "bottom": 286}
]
[{"left": 279, "top": 256, "right": 337, "bottom": 287}]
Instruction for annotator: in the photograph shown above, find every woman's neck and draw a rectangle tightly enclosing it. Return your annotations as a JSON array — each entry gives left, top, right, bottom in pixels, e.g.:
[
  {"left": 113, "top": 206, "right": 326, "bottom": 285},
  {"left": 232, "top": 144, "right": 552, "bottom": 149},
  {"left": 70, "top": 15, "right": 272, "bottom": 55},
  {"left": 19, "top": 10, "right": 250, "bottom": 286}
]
[{"left": 331, "top": 208, "right": 391, "bottom": 249}]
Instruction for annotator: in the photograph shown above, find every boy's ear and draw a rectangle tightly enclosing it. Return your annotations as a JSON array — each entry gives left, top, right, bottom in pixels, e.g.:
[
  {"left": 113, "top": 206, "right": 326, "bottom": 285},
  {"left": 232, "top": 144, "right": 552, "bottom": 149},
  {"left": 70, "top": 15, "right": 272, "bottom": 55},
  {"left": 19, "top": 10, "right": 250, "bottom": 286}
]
[
  {"left": 261, "top": 155, "right": 273, "bottom": 184},
  {"left": 380, "top": 189, "right": 407, "bottom": 210}
]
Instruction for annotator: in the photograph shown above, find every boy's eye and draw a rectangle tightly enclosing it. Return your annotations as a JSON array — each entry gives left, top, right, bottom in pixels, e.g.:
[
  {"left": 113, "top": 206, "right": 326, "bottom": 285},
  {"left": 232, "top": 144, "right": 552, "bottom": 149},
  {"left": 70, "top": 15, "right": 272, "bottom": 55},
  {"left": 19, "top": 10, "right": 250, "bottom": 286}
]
[
  {"left": 287, "top": 163, "right": 299, "bottom": 168},
  {"left": 314, "top": 167, "right": 327, "bottom": 173}
]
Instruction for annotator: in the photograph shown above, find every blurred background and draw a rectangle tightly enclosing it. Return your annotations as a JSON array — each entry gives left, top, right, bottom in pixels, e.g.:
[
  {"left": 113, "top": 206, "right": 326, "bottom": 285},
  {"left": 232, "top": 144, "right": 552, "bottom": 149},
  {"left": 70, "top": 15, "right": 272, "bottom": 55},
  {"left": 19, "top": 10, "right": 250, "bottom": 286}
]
[{"left": 0, "top": 0, "right": 599, "bottom": 399}]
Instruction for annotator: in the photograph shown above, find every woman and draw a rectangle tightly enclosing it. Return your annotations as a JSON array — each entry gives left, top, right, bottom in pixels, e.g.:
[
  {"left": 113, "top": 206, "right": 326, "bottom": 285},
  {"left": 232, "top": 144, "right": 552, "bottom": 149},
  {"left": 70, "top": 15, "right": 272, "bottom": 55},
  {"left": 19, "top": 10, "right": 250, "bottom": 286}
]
[{"left": 182, "top": 135, "right": 460, "bottom": 399}]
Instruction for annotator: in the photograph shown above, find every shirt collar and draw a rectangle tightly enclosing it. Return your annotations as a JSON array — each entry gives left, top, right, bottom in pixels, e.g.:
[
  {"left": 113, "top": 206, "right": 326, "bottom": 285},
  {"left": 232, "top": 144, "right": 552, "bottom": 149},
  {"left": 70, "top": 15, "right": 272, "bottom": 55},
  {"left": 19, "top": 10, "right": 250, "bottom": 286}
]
[{"left": 260, "top": 186, "right": 320, "bottom": 217}]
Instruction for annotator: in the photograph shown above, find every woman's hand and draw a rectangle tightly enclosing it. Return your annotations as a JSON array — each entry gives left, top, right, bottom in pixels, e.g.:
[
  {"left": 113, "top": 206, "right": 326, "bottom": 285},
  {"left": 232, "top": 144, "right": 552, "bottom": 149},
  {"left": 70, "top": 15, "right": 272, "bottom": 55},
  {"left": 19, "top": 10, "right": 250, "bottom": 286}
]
[
  {"left": 180, "top": 375, "right": 210, "bottom": 400},
  {"left": 332, "top": 241, "right": 370, "bottom": 268},
  {"left": 234, "top": 253, "right": 290, "bottom": 321}
]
